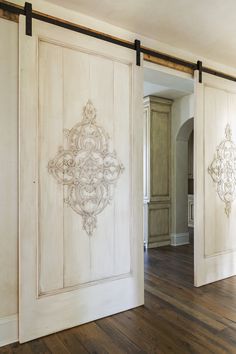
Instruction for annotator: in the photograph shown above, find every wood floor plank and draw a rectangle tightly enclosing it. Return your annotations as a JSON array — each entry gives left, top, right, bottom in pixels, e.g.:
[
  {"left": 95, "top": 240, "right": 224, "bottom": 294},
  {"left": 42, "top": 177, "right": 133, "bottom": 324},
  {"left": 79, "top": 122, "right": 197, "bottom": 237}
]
[
  {"left": 28, "top": 338, "right": 51, "bottom": 354},
  {"left": 145, "top": 282, "right": 226, "bottom": 331},
  {"left": 42, "top": 335, "right": 70, "bottom": 354},
  {"left": 136, "top": 301, "right": 236, "bottom": 354},
  {"left": 106, "top": 311, "right": 169, "bottom": 354},
  {"left": 0, "top": 346, "right": 12, "bottom": 354},
  {"left": 9, "top": 342, "right": 33, "bottom": 354},
  {"left": 145, "top": 271, "right": 236, "bottom": 328},
  {"left": 96, "top": 317, "right": 146, "bottom": 354},
  {"left": 72, "top": 322, "right": 126, "bottom": 354},
  {"left": 56, "top": 330, "right": 89, "bottom": 354}
]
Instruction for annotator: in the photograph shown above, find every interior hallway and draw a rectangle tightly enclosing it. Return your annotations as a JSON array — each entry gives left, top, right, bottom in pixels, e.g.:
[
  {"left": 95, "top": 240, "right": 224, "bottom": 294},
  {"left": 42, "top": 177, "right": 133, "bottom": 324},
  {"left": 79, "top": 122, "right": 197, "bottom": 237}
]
[{"left": 1, "top": 244, "right": 236, "bottom": 354}]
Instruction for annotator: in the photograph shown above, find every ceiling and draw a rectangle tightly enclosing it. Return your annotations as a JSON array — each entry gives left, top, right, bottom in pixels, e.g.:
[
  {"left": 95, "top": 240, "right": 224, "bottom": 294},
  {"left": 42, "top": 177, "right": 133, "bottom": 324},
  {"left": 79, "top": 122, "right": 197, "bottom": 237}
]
[
  {"left": 47, "top": 0, "right": 236, "bottom": 68},
  {"left": 144, "top": 68, "right": 193, "bottom": 99}
]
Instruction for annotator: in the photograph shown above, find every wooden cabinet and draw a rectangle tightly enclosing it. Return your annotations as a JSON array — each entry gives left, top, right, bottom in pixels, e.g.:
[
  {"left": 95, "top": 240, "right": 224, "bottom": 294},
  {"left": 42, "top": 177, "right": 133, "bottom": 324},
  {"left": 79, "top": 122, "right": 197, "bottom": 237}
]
[{"left": 143, "top": 96, "right": 172, "bottom": 248}]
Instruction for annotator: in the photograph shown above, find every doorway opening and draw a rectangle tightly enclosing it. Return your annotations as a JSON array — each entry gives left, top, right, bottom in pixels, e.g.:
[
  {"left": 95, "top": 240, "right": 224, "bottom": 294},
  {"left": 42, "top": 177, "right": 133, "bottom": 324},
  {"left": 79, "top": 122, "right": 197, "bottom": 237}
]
[
  {"left": 143, "top": 61, "right": 195, "bottom": 283},
  {"left": 175, "top": 117, "right": 194, "bottom": 246}
]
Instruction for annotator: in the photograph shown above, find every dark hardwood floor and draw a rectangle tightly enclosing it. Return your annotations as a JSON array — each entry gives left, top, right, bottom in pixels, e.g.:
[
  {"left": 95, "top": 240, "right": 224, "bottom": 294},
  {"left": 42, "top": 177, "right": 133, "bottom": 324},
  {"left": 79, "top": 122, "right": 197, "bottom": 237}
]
[{"left": 2, "top": 244, "right": 236, "bottom": 354}]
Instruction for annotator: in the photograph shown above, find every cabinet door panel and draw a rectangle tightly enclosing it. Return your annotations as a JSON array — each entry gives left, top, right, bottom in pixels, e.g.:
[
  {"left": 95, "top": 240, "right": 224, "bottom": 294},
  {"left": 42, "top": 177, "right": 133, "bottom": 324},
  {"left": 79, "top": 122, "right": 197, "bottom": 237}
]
[
  {"left": 143, "top": 97, "right": 172, "bottom": 248},
  {"left": 151, "top": 108, "right": 170, "bottom": 201}
]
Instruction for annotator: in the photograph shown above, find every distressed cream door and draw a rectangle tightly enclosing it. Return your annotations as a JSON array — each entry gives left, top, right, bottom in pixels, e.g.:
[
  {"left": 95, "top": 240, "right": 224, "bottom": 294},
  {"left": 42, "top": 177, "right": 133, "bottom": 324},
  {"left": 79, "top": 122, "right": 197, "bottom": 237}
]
[
  {"left": 194, "top": 70, "right": 236, "bottom": 286},
  {"left": 19, "top": 16, "right": 143, "bottom": 342}
]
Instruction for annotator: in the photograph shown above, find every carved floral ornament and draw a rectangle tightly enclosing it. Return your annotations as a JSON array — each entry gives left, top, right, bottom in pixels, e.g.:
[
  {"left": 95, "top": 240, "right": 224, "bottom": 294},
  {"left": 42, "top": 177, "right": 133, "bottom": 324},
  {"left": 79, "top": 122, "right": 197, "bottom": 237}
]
[
  {"left": 48, "top": 100, "right": 124, "bottom": 236},
  {"left": 208, "top": 123, "right": 236, "bottom": 217}
]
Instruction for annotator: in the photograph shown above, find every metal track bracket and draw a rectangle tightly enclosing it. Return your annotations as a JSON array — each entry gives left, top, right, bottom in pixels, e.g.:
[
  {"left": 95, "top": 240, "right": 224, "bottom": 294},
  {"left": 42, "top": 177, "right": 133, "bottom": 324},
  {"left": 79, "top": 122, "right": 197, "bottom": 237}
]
[
  {"left": 135, "top": 39, "right": 141, "bottom": 66},
  {"left": 24, "top": 2, "right": 32, "bottom": 36}
]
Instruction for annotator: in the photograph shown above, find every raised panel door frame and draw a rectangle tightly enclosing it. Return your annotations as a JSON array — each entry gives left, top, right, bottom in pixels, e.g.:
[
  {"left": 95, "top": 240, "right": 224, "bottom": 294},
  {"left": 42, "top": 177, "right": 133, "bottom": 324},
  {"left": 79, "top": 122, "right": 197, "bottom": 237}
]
[{"left": 148, "top": 203, "right": 171, "bottom": 248}]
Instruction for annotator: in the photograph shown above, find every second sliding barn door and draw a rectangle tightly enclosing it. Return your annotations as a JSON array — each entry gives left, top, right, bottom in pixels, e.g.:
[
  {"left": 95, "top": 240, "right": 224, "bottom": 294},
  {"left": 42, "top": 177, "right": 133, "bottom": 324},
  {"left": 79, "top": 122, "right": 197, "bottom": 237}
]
[{"left": 194, "top": 70, "right": 236, "bottom": 286}]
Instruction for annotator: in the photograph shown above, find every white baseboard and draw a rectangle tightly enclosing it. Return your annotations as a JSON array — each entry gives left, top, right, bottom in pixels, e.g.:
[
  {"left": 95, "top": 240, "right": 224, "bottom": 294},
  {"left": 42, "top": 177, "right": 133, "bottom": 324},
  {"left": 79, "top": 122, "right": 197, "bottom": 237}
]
[
  {"left": 171, "top": 233, "right": 189, "bottom": 246},
  {"left": 0, "top": 314, "right": 18, "bottom": 347},
  {"left": 148, "top": 240, "right": 170, "bottom": 248}
]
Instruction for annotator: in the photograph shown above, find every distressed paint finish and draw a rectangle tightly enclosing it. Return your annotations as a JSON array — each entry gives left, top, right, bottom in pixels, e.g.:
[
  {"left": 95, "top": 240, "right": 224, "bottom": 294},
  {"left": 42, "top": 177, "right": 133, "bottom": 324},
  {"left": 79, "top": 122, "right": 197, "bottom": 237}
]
[
  {"left": 0, "top": 18, "right": 18, "bottom": 319},
  {"left": 194, "top": 71, "right": 236, "bottom": 286},
  {"left": 48, "top": 100, "right": 124, "bottom": 236},
  {"left": 208, "top": 123, "right": 236, "bottom": 217},
  {"left": 19, "top": 15, "right": 144, "bottom": 342}
]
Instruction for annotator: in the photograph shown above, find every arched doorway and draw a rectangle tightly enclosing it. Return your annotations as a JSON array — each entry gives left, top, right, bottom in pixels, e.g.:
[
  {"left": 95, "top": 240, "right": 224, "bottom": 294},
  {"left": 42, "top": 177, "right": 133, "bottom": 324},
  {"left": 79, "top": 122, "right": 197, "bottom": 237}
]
[{"left": 171, "top": 117, "right": 194, "bottom": 246}]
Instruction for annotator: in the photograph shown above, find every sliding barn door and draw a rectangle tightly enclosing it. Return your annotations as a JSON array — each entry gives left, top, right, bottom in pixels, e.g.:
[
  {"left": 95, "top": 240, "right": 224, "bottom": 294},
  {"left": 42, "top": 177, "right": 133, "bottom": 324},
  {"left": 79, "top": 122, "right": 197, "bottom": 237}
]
[
  {"left": 194, "top": 70, "right": 236, "bottom": 286},
  {"left": 19, "top": 16, "right": 143, "bottom": 342}
]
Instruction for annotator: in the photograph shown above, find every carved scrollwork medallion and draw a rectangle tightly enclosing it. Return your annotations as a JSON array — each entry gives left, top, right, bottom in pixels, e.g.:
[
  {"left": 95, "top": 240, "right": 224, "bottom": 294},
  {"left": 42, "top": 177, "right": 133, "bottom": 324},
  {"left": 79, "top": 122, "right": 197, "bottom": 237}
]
[
  {"left": 48, "top": 100, "right": 124, "bottom": 236},
  {"left": 208, "top": 123, "right": 236, "bottom": 217}
]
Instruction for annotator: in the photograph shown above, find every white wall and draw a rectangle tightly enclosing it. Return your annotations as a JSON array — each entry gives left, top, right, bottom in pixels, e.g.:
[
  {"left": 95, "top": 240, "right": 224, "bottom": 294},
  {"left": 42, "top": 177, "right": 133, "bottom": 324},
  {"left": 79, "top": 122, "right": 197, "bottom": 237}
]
[
  {"left": 2, "top": 0, "right": 236, "bottom": 345},
  {"left": 0, "top": 18, "right": 18, "bottom": 345},
  {"left": 171, "top": 95, "right": 194, "bottom": 244}
]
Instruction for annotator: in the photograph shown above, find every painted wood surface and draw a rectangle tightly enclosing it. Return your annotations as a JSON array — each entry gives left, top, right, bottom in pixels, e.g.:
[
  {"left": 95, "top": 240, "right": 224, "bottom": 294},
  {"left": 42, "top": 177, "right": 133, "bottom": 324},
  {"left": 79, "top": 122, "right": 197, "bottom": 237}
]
[
  {"left": 194, "top": 71, "right": 236, "bottom": 286},
  {"left": 0, "top": 18, "right": 18, "bottom": 319},
  {"left": 19, "top": 15, "right": 144, "bottom": 342}
]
